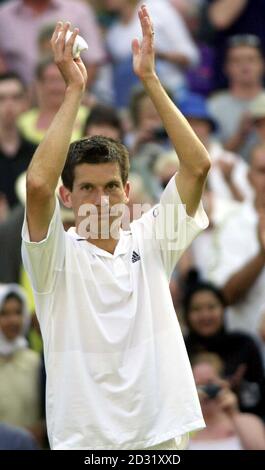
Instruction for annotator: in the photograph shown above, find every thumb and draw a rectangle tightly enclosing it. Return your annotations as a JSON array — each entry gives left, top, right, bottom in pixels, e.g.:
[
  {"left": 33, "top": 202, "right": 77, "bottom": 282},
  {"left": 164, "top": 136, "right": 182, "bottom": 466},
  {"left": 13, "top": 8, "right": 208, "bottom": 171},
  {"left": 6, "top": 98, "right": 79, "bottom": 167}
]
[{"left": 132, "top": 38, "right": 140, "bottom": 56}]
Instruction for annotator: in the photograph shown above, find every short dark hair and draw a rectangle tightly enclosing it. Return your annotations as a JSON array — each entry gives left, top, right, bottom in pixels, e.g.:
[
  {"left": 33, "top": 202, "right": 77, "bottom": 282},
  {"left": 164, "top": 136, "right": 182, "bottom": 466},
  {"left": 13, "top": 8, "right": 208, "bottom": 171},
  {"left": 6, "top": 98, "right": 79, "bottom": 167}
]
[
  {"left": 83, "top": 104, "right": 123, "bottom": 138},
  {"left": 182, "top": 280, "right": 226, "bottom": 328},
  {"left": 0, "top": 71, "right": 26, "bottom": 90},
  {"left": 62, "top": 135, "right": 130, "bottom": 190},
  {"left": 226, "top": 34, "right": 264, "bottom": 58}
]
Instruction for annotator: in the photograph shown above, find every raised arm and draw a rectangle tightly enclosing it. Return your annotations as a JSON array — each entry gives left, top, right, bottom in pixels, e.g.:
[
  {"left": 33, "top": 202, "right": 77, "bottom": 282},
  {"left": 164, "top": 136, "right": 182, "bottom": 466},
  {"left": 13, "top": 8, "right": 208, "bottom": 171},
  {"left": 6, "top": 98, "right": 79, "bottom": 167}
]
[
  {"left": 208, "top": 0, "right": 248, "bottom": 30},
  {"left": 132, "top": 6, "right": 211, "bottom": 217},
  {"left": 26, "top": 22, "right": 87, "bottom": 242}
]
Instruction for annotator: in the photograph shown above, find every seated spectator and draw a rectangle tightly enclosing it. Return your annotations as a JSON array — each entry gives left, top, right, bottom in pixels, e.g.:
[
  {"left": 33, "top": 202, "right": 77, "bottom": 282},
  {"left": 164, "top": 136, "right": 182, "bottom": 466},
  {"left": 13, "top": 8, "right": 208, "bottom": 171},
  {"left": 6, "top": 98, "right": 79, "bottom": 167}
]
[
  {"left": 0, "top": 0, "right": 105, "bottom": 88},
  {"left": 183, "top": 279, "right": 265, "bottom": 415},
  {"left": 208, "top": 143, "right": 265, "bottom": 335},
  {"left": 189, "top": 354, "right": 265, "bottom": 450},
  {"left": 0, "top": 423, "right": 39, "bottom": 450},
  {"left": 178, "top": 92, "right": 252, "bottom": 201},
  {"left": 0, "top": 72, "right": 36, "bottom": 210},
  {"left": 17, "top": 58, "right": 89, "bottom": 144},
  {"left": 128, "top": 87, "right": 171, "bottom": 201},
  {"left": 83, "top": 103, "right": 123, "bottom": 141},
  {"left": 208, "top": 34, "right": 265, "bottom": 159},
  {"left": 0, "top": 284, "right": 42, "bottom": 440},
  {"left": 104, "top": 0, "right": 199, "bottom": 107},
  {"left": 206, "top": 0, "right": 265, "bottom": 89}
]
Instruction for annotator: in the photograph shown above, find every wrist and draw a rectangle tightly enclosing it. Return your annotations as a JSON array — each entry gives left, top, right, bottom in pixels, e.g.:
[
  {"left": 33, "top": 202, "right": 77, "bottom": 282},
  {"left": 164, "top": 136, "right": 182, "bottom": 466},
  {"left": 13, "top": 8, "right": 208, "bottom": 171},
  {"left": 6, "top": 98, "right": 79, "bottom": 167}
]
[
  {"left": 141, "top": 72, "right": 159, "bottom": 87},
  {"left": 65, "top": 84, "right": 85, "bottom": 98}
]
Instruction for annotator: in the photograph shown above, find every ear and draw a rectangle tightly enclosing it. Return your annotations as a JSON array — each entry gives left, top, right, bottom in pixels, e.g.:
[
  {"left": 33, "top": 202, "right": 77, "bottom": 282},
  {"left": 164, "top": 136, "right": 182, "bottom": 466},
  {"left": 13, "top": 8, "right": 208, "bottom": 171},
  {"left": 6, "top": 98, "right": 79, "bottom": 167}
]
[
  {"left": 124, "top": 181, "right": 130, "bottom": 204},
  {"left": 59, "top": 185, "right": 72, "bottom": 209}
]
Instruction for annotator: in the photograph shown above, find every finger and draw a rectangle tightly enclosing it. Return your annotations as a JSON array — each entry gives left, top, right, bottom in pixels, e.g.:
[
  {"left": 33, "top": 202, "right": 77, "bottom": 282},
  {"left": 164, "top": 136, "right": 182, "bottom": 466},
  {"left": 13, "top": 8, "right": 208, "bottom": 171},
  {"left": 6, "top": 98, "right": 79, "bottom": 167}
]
[
  {"left": 141, "top": 4, "right": 154, "bottom": 36},
  {"left": 132, "top": 38, "right": 140, "bottom": 56},
  {"left": 65, "top": 27, "right": 79, "bottom": 57},
  {"left": 51, "top": 21, "right": 63, "bottom": 45}
]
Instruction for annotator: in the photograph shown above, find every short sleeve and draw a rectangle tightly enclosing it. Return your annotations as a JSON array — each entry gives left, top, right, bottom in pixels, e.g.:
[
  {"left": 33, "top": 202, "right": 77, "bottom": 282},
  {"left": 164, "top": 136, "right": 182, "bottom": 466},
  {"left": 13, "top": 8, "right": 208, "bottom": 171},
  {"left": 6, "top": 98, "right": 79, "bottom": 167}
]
[
  {"left": 139, "top": 176, "right": 209, "bottom": 278},
  {"left": 21, "top": 198, "right": 65, "bottom": 294}
]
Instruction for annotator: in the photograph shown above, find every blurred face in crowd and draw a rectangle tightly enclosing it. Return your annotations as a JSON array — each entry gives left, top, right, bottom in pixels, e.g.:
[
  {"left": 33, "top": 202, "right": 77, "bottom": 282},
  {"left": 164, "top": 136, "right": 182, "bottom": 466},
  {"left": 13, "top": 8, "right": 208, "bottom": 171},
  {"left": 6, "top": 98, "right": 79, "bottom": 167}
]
[
  {"left": 254, "top": 117, "right": 265, "bottom": 141},
  {"left": 225, "top": 46, "right": 264, "bottom": 86},
  {"left": 193, "top": 363, "right": 225, "bottom": 412},
  {"left": 84, "top": 124, "right": 122, "bottom": 141},
  {"left": 187, "top": 117, "right": 212, "bottom": 146},
  {"left": 137, "top": 95, "right": 163, "bottom": 132},
  {"left": 0, "top": 296, "right": 23, "bottom": 341},
  {"left": 103, "top": 0, "right": 137, "bottom": 13},
  {"left": 0, "top": 78, "right": 27, "bottom": 127},
  {"left": 37, "top": 63, "right": 66, "bottom": 110},
  {"left": 187, "top": 290, "right": 224, "bottom": 337}
]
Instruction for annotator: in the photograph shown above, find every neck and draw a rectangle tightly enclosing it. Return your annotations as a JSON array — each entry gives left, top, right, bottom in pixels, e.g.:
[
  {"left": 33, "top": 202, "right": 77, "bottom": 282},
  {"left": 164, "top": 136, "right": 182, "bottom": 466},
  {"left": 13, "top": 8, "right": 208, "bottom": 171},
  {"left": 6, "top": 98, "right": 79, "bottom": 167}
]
[
  {"left": 230, "top": 82, "right": 262, "bottom": 99},
  {"left": 24, "top": 0, "right": 51, "bottom": 13},
  {"left": 87, "top": 237, "right": 119, "bottom": 254},
  {"left": 120, "top": 3, "right": 137, "bottom": 23},
  {"left": 254, "top": 195, "right": 265, "bottom": 211}
]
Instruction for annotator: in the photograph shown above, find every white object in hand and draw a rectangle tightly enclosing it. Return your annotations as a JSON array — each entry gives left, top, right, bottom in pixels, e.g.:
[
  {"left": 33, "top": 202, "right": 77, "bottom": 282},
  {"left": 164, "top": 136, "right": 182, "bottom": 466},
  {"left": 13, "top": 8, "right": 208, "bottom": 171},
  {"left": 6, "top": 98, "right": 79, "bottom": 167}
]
[{"left": 58, "top": 30, "right": 88, "bottom": 58}]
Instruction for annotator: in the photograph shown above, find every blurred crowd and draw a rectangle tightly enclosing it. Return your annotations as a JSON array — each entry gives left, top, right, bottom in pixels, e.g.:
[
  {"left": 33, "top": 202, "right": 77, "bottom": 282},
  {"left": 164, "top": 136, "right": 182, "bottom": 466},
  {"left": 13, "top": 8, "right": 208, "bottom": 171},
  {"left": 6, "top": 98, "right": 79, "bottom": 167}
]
[{"left": 0, "top": 0, "right": 265, "bottom": 450}]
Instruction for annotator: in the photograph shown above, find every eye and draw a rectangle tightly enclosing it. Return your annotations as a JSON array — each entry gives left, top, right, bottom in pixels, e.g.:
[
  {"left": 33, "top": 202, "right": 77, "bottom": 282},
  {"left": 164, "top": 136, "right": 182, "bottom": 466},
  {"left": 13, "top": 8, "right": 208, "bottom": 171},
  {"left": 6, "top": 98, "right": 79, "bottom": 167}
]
[
  {"left": 81, "top": 184, "right": 93, "bottom": 191},
  {"left": 107, "top": 182, "right": 119, "bottom": 190}
]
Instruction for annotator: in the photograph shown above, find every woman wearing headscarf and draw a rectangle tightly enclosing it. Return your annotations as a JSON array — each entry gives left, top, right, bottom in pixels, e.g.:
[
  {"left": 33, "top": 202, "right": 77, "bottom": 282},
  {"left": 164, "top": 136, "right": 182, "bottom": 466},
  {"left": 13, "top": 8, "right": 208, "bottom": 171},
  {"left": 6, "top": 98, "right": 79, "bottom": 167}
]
[{"left": 0, "top": 284, "right": 41, "bottom": 434}]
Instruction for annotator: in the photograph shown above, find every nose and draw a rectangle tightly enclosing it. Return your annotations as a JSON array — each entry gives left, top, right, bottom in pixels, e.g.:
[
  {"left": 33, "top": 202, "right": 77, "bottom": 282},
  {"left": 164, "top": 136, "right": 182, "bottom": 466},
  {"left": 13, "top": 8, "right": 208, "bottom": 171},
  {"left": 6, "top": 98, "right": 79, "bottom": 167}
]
[{"left": 93, "top": 188, "right": 109, "bottom": 208}]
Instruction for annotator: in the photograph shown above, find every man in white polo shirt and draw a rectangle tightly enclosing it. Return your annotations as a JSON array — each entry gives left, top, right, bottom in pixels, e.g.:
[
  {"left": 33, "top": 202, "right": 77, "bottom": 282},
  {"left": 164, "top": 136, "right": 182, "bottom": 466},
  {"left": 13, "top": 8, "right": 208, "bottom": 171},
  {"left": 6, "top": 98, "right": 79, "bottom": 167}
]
[{"left": 22, "top": 6, "right": 211, "bottom": 450}]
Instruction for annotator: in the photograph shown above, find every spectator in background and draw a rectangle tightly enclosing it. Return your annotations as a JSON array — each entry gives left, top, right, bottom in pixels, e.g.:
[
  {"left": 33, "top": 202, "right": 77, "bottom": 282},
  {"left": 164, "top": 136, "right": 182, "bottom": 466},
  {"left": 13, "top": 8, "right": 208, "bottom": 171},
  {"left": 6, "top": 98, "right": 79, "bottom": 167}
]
[
  {"left": 0, "top": 284, "right": 43, "bottom": 444},
  {"left": 0, "top": 72, "right": 36, "bottom": 211},
  {"left": 208, "top": 143, "right": 265, "bottom": 335},
  {"left": 183, "top": 280, "right": 265, "bottom": 416},
  {"left": 178, "top": 92, "right": 252, "bottom": 202},
  {"left": 189, "top": 355, "right": 265, "bottom": 450},
  {"left": 17, "top": 57, "right": 89, "bottom": 144},
  {"left": 208, "top": 34, "right": 265, "bottom": 159},
  {"left": 0, "top": 0, "right": 105, "bottom": 87},
  {"left": 104, "top": 0, "right": 199, "bottom": 107},
  {"left": 83, "top": 103, "right": 123, "bottom": 141},
  {"left": 128, "top": 87, "right": 170, "bottom": 201},
  {"left": 248, "top": 93, "right": 265, "bottom": 150},
  {"left": 0, "top": 423, "right": 39, "bottom": 450},
  {"left": 206, "top": 0, "right": 265, "bottom": 89}
]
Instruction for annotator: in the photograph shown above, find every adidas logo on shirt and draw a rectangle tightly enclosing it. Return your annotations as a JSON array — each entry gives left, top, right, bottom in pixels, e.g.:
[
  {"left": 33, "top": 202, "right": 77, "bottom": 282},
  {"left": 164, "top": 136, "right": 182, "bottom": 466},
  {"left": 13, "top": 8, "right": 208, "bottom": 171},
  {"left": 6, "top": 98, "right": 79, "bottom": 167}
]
[{"left": 131, "top": 251, "right": 141, "bottom": 263}]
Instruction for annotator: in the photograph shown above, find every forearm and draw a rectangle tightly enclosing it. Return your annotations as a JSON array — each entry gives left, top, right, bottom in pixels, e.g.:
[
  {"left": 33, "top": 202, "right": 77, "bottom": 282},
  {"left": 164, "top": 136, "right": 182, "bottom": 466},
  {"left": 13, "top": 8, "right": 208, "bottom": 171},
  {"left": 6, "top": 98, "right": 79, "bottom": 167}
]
[
  {"left": 222, "top": 251, "right": 265, "bottom": 304},
  {"left": 208, "top": 0, "right": 248, "bottom": 29},
  {"left": 230, "top": 413, "right": 265, "bottom": 450},
  {"left": 156, "top": 51, "right": 190, "bottom": 68},
  {"left": 142, "top": 75, "right": 210, "bottom": 174},
  {"left": 27, "top": 87, "right": 83, "bottom": 192}
]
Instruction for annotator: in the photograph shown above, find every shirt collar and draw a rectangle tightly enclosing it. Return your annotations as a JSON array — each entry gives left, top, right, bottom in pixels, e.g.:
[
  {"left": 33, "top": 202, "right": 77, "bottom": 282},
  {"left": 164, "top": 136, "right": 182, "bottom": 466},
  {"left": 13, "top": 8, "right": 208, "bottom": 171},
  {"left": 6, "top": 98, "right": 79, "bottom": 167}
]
[{"left": 67, "top": 227, "right": 131, "bottom": 258}]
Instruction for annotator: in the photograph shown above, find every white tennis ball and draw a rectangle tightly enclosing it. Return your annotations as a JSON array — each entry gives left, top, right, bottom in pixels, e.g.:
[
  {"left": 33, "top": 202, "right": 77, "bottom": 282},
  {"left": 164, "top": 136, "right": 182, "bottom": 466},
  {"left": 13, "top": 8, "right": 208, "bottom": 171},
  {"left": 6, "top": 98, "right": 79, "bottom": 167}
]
[{"left": 58, "top": 30, "right": 88, "bottom": 58}]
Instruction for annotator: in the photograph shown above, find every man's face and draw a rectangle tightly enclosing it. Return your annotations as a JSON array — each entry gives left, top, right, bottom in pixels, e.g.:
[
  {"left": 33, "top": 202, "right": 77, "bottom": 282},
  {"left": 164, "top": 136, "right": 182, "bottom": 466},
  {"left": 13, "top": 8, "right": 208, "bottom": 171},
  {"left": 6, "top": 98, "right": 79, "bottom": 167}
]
[
  {"left": 225, "top": 46, "right": 264, "bottom": 85},
  {"left": 249, "top": 148, "right": 265, "bottom": 198},
  {"left": 0, "top": 298, "right": 24, "bottom": 341},
  {"left": 37, "top": 63, "right": 65, "bottom": 110},
  {"left": 0, "top": 79, "right": 27, "bottom": 127},
  {"left": 187, "top": 117, "right": 211, "bottom": 145},
  {"left": 61, "top": 162, "right": 130, "bottom": 239},
  {"left": 137, "top": 95, "right": 163, "bottom": 132}
]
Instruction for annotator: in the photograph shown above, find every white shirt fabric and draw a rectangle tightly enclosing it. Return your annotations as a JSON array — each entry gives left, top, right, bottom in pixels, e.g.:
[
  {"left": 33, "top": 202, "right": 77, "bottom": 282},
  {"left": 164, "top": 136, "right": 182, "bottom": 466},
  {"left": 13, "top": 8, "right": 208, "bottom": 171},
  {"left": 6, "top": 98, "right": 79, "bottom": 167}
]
[
  {"left": 22, "top": 177, "right": 208, "bottom": 450},
  {"left": 106, "top": 0, "right": 199, "bottom": 93},
  {"left": 208, "top": 201, "right": 265, "bottom": 334}
]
